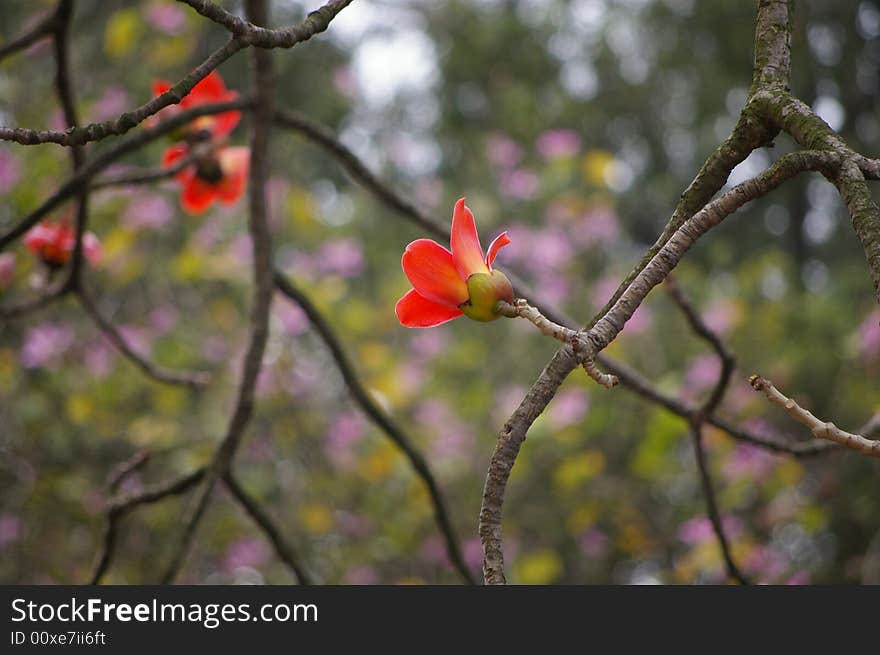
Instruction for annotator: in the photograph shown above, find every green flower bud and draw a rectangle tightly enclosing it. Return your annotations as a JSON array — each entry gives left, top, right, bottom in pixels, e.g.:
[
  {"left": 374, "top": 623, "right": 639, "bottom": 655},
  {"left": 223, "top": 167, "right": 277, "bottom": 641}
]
[{"left": 459, "top": 269, "right": 515, "bottom": 322}]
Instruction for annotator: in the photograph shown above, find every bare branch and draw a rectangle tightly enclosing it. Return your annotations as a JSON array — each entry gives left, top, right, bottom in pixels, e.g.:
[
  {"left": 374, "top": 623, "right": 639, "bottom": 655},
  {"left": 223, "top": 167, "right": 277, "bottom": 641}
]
[
  {"left": 90, "top": 468, "right": 206, "bottom": 585},
  {"left": 177, "top": 0, "right": 354, "bottom": 49},
  {"left": 160, "top": 0, "right": 277, "bottom": 584},
  {"left": 274, "top": 270, "right": 477, "bottom": 584},
  {"left": 0, "top": 39, "right": 245, "bottom": 147},
  {"left": 0, "top": 98, "right": 250, "bottom": 251},
  {"left": 223, "top": 472, "right": 313, "bottom": 585},
  {"left": 667, "top": 278, "right": 749, "bottom": 584},
  {"left": 77, "top": 287, "right": 210, "bottom": 388},
  {"left": 750, "top": 376, "right": 880, "bottom": 458},
  {"left": 0, "top": 8, "right": 56, "bottom": 62}
]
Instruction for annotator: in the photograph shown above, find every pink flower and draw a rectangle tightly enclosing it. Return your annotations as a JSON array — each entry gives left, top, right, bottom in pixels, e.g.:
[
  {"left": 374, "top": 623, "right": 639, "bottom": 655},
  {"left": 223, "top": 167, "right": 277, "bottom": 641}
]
[{"left": 536, "top": 128, "right": 582, "bottom": 160}]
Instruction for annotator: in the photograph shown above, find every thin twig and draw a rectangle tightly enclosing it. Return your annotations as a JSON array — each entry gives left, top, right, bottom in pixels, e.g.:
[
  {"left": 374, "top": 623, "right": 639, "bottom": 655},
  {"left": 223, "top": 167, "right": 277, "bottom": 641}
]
[
  {"left": 77, "top": 287, "right": 210, "bottom": 388},
  {"left": 749, "top": 376, "right": 880, "bottom": 458},
  {"left": 223, "top": 472, "right": 313, "bottom": 584},
  {"left": 90, "top": 468, "right": 206, "bottom": 585},
  {"left": 0, "top": 9, "right": 57, "bottom": 62},
  {"left": 0, "top": 98, "right": 250, "bottom": 250},
  {"left": 666, "top": 278, "right": 749, "bottom": 584}
]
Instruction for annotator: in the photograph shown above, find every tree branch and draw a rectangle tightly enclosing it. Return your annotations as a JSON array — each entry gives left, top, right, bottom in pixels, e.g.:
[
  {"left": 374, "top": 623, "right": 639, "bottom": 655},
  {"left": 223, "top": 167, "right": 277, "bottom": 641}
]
[
  {"left": 222, "top": 472, "right": 313, "bottom": 585},
  {"left": 159, "top": 0, "right": 277, "bottom": 584},
  {"left": 749, "top": 376, "right": 880, "bottom": 458},
  {"left": 77, "top": 287, "right": 209, "bottom": 388},
  {"left": 273, "top": 270, "right": 477, "bottom": 584}
]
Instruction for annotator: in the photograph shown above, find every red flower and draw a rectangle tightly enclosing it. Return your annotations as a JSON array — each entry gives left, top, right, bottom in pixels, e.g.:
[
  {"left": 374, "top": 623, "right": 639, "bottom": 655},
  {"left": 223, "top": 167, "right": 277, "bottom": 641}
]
[
  {"left": 151, "top": 70, "right": 241, "bottom": 141},
  {"left": 24, "top": 220, "right": 102, "bottom": 269},
  {"left": 162, "top": 144, "right": 250, "bottom": 215},
  {"left": 396, "top": 198, "right": 513, "bottom": 328}
]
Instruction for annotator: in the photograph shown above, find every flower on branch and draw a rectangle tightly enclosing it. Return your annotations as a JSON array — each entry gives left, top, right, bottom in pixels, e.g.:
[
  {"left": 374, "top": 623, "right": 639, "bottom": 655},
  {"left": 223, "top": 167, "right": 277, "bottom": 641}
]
[
  {"left": 396, "top": 198, "right": 513, "bottom": 327},
  {"left": 24, "top": 219, "right": 101, "bottom": 269},
  {"left": 151, "top": 71, "right": 241, "bottom": 143},
  {"left": 162, "top": 143, "right": 250, "bottom": 215}
]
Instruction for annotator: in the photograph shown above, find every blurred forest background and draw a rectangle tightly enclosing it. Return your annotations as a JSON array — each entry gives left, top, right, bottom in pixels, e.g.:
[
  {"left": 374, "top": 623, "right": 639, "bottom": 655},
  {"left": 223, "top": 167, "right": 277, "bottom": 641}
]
[{"left": 2, "top": 0, "right": 880, "bottom": 584}]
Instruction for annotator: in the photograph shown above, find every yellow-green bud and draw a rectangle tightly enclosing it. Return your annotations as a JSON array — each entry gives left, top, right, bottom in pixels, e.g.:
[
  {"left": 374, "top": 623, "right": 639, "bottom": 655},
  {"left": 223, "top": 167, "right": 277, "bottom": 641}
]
[{"left": 459, "top": 270, "right": 515, "bottom": 322}]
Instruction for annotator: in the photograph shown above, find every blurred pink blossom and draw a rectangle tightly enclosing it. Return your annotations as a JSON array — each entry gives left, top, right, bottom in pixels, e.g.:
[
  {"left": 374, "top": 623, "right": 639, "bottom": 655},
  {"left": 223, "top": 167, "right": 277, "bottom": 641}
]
[
  {"left": 92, "top": 85, "right": 130, "bottom": 122},
  {"left": 0, "top": 514, "right": 22, "bottom": 549},
  {"left": 317, "top": 238, "right": 365, "bottom": 278},
  {"left": 0, "top": 253, "right": 16, "bottom": 290},
  {"left": 500, "top": 168, "right": 540, "bottom": 200},
  {"left": 536, "top": 128, "right": 581, "bottom": 160},
  {"left": 123, "top": 194, "right": 174, "bottom": 230},
  {"left": 570, "top": 207, "right": 620, "bottom": 249},
  {"left": 324, "top": 411, "right": 366, "bottom": 470},
  {"left": 408, "top": 329, "right": 448, "bottom": 360},
  {"left": 149, "top": 304, "right": 179, "bottom": 334},
  {"left": 345, "top": 565, "right": 379, "bottom": 584},
  {"left": 785, "top": 571, "right": 811, "bottom": 585},
  {"left": 745, "top": 545, "right": 789, "bottom": 580},
  {"left": 578, "top": 528, "right": 610, "bottom": 558},
  {"left": 683, "top": 355, "right": 721, "bottom": 396},
  {"left": 83, "top": 341, "right": 115, "bottom": 378},
  {"left": 0, "top": 148, "right": 21, "bottom": 194},
  {"left": 678, "top": 515, "right": 743, "bottom": 546},
  {"left": 201, "top": 335, "right": 229, "bottom": 363},
  {"left": 21, "top": 323, "right": 76, "bottom": 369},
  {"left": 224, "top": 537, "right": 270, "bottom": 572},
  {"left": 703, "top": 300, "right": 738, "bottom": 335},
  {"left": 548, "top": 388, "right": 590, "bottom": 429},
  {"left": 722, "top": 444, "right": 778, "bottom": 482},
  {"left": 333, "top": 66, "right": 358, "bottom": 98},
  {"left": 274, "top": 301, "right": 309, "bottom": 337},
  {"left": 485, "top": 133, "right": 523, "bottom": 169},
  {"left": 146, "top": 3, "right": 187, "bottom": 34},
  {"left": 858, "top": 310, "right": 880, "bottom": 361}
]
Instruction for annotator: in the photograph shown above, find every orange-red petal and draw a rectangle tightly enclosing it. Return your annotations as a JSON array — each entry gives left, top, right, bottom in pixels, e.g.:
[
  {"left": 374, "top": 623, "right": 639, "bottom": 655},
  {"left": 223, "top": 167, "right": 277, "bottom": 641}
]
[
  {"left": 181, "top": 176, "right": 217, "bottom": 214},
  {"left": 485, "top": 231, "right": 511, "bottom": 269},
  {"left": 184, "top": 71, "right": 227, "bottom": 108},
  {"left": 450, "top": 197, "right": 489, "bottom": 279},
  {"left": 162, "top": 143, "right": 195, "bottom": 183},
  {"left": 216, "top": 146, "right": 250, "bottom": 204},
  {"left": 153, "top": 80, "right": 173, "bottom": 97},
  {"left": 395, "top": 289, "right": 463, "bottom": 327},
  {"left": 401, "top": 239, "right": 469, "bottom": 307}
]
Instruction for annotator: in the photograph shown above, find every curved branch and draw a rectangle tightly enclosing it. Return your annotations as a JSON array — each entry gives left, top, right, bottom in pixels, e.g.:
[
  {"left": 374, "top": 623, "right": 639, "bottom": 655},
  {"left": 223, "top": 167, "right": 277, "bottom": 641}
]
[
  {"left": 160, "top": 0, "right": 276, "bottom": 584},
  {"left": 223, "top": 472, "right": 313, "bottom": 585},
  {"left": 0, "top": 39, "right": 245, "bottom": 147},
  {"left": 273, "top": 270, "right": 477, "bottom": 584},
  {"left": 667, "top": 278, "right": 749, "bottom": 584},
  {"left": 177, "top": 0, "right": 354, "bottom": 49},
  {"left": 0, "top": 97, "right": 249, "bottom": 250},
  {"left": 77, "top": 287, "right": 210, "bottom": 388},
  {"left": 90, "top": 468, "right": 206, "bottom": 585},
  {"left": 750, "top": 376, "right": 880, "bottom": 458}
]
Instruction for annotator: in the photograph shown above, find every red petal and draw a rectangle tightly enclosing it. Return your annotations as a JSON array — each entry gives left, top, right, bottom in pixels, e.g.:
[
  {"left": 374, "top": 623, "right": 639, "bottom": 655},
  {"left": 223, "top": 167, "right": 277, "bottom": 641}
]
[
  {"left": 181, "top": 177, "right": 217, "bottom": 215},
  {"left": 485, "top": 231, "right": 511, "bottom": 269},
  {"left": 152, "top": 80, "right": 172, "bottom": 97},
  {"left": 211, "top": 92, "right": 241, "bottom": 139},
  {"left": 216, "top": 147, "right": 250, "bottom": 204},
  {"left": 395, "top": 289, "right": 463, "bottom": 328},
  {"left": 450, "top": 197, "right": 489, "bottom": 279},
  {"left": 162, "top": 144, "right": 194, "bottom": 183},
  {"left": 401, "top": 239, "right": 469, "bottom": 307},
  {"left": 185, "top": 71, "right": 227, "bottom": 108}
]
